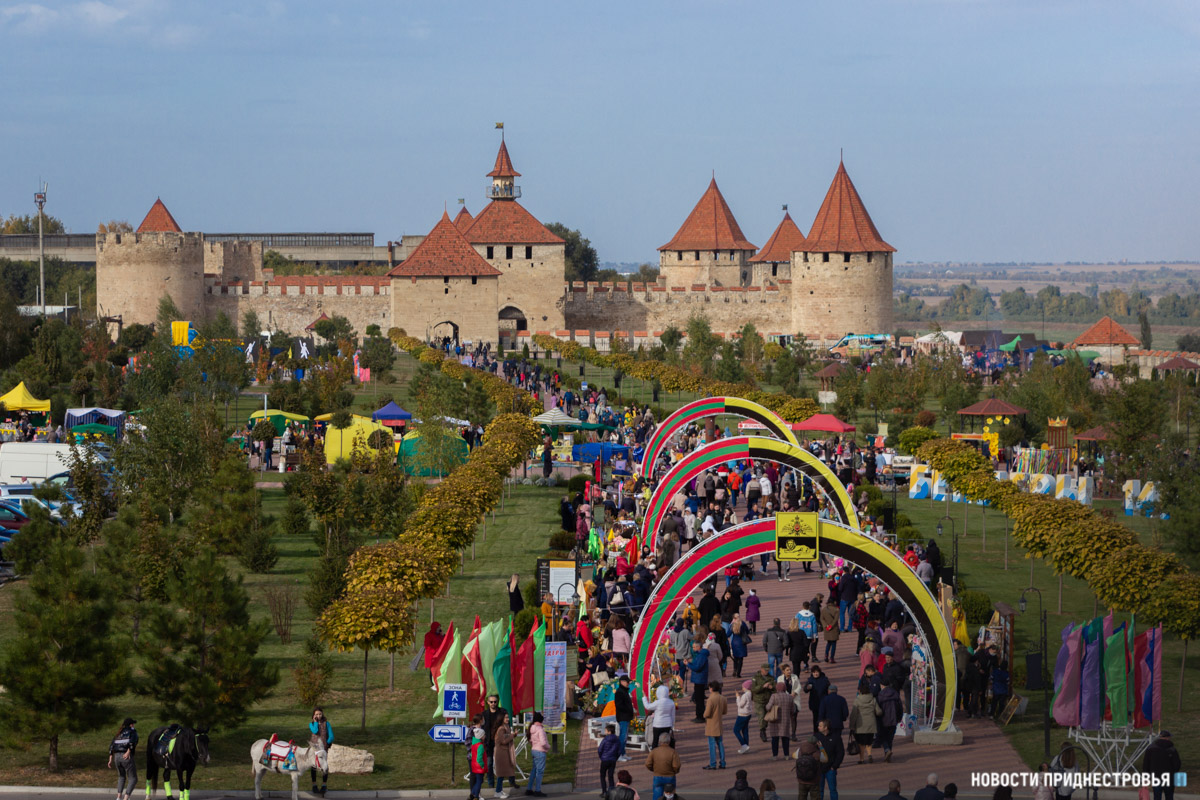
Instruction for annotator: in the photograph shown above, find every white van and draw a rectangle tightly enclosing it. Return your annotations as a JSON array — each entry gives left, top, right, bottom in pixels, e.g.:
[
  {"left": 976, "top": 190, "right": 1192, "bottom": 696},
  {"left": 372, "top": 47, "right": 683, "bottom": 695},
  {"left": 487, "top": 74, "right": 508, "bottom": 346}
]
[{"left": 0, "top": 443, "right": 80, "bottom": 484}]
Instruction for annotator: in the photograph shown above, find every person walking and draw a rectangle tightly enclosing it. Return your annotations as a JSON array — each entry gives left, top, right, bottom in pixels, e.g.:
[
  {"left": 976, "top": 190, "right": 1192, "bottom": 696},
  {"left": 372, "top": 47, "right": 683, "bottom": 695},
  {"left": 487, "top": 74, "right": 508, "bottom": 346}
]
[
  {"left": 795, "top": 737, "right": 821, "bottom": 800},
  {"left": 1142, "top": 732, "right": 1182, "bottom": 800},
  {"left": 734, "top": 680, "right": 754, "bottom": 754},
  {"left": 877, "top": 683, "right": 903, "bottom": 762},
  {"left": 644, "top": 736, "right": 681, "bottom": 800},
  {"left": 483, "top": 694, "right": 509, "bottom": 789},
  {"left": 598, "top": 723, "right": 622, "bottom": 797},
  {"left": 308, "top": 707, "right": 334, "bottom": 795},
  {"left": 730, "top": 618, "right": 749, "bottom": 678},
  {"left": 527, "top": 712, "right": 549, "bottom": 798},
  {"left": 469, "top": 722, "right": 490, "bottom": 800},
  {"left": 703, "top": 681, "right": 728, "bottom": 770},
  {"left": 816, "top": 719, "right": 843, "bottom": 800},
  {"left": 765, "top": 677, "right": 798, "bottom": 761},
  {"left": 818, "top": 685, "right": 849, "bottom": 737},
  {"left": 689, "top": 642, "right": 711, "bottom": 723},
  {"left": 723, "top": 769, "right": 758, "bottom": 800},
  {"left": 759, "top": 778, "right": 780, "bottom": 800},
  {"left": 751, "top": 663, "right": 775, "bottom": 743},
  {"left": 849, "top": 682, "right": 882, "bottom": 763},
  {"left": 788, "top": 619, "right": 811, "bottom": 674},
  {"left": 820, "top": 604, "right": 840, "bottom": 665},
  {"left": 107, "top": 717, "right": 138, "bottom": 800},
  {"left": 608, "top": 769, "right": 640, "bottom": 800},
  {"left": 763, "top": 618, "right": 787, "bottom": 677},
  {"left": 644, "top": 685, "right": 677, "bottom": 748},
  {"left": 879, "top": 780, "right": 907, "bottom": 800},
  {"left": 989, "top": 661, "right": 1010, "bottom": 720},
  {"left": 493, "top": 712, "right": 517, "bottom": 799},
  {"left": 670, "top": 619, "right": 694, "bottom": 691},
  {"left": 615, "top": 673, "right": 636, "bottom": 761},
  {"left": 802, "top": 666, "right": 830, "bottom": 735},
  {"left": 745, "top": 589, "right": 761, "bottom": 633}
]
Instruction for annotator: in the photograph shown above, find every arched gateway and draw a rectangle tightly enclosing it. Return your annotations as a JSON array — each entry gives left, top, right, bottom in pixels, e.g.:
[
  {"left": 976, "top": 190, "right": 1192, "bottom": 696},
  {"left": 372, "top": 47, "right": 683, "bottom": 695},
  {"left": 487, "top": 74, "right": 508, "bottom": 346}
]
[
  {"left": 641, "top": 397, "right": 800, "bottom": 478},
  {"left": 633, "top": 425, "right": 957, "bottom": 731}
]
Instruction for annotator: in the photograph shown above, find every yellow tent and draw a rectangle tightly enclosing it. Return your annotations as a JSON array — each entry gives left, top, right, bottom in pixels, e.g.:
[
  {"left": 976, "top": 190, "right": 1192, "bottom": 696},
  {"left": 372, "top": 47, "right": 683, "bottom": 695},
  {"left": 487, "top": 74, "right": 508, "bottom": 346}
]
[
  {"left": 250, "top": 409, "right": 310, "bottom": 423},
  {"left": 0, "top": 382, "right": 51, "bottom": 413},
  {"left": 323, "top": 416, "right": 393, "bottom": 463}
]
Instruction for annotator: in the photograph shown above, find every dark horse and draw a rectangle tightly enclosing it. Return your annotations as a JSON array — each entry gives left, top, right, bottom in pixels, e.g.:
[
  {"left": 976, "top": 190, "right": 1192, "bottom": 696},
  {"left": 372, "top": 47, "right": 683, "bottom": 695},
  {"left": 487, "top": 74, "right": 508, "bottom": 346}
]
[{"left": 146, "top": 725, "right": 210, "bottom": 800}]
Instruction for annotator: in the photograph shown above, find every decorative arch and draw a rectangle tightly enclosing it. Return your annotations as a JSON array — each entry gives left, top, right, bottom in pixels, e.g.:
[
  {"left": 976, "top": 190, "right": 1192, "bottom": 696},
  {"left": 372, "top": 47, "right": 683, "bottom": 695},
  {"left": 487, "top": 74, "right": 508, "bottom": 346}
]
[
  {"left": 629, "top": 517, "right": 957, "bottom": 731},
  {"left": 641, "top": 397, "right": 799, "bottom": 478},
  {"left": 640, "top": 436, "right": 860, "bottom": 551}
]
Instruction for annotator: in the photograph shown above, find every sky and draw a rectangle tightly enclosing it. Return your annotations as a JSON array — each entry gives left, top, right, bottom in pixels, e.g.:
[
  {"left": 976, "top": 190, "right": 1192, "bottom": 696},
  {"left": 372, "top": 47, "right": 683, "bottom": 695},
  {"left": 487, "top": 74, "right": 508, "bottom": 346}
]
[{"left": 1, "top": 1, "right": 1199, "bottom": 265}]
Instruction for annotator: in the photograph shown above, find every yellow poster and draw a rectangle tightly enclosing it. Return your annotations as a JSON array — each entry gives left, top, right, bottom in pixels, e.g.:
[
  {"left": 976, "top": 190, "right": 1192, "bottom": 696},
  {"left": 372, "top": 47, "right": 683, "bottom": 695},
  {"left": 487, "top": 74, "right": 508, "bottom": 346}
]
[{"left": 775, "top": 512, "right": 819, "bottom": 561}]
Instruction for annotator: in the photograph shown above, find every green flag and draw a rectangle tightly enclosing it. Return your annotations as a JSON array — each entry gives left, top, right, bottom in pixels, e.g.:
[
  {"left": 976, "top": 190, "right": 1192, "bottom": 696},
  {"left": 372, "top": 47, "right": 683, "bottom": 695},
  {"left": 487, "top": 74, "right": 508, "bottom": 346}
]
[
  {"left": 432, "top": 629, "right": 463, "bottom": 720},
  {"left": 533, "top": 615, "right": 546, "bottom": 712},
  {"left": 1104, "top": 625, "right": 1129, "bottom": 727},
  {"left": 478, "top": 620, "right": 501, "bottom": 697},
  {"left": 492, "top": 622, "right": 513, "bottom": 713}
]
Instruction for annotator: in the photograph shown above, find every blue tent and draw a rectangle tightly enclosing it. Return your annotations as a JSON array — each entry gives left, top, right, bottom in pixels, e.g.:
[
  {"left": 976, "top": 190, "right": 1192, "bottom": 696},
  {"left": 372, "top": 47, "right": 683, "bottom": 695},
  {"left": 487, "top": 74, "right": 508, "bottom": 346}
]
[
  {"left": 572, "top": 442, "right": 630, "bottom": 464},
  {"left": 371, "top": 401, "right": 413, "bottom": 422}
]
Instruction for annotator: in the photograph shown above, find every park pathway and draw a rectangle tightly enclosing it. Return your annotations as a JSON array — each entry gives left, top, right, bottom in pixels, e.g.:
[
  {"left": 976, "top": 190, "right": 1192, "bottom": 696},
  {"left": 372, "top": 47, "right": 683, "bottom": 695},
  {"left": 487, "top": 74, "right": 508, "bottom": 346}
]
[{"left": 573, "top": 567, "right": 1029, "bottom": 798}]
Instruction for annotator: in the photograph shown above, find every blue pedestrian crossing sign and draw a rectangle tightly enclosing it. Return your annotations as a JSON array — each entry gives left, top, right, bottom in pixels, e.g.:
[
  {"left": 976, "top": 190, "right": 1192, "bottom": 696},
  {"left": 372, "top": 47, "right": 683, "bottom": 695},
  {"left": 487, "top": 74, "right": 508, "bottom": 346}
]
[
  {"left": 442, "top": 682, "right": 468, "bottom": 719},
  {"left": 428, "top": 724, "right": 471, "bottom": 744}
]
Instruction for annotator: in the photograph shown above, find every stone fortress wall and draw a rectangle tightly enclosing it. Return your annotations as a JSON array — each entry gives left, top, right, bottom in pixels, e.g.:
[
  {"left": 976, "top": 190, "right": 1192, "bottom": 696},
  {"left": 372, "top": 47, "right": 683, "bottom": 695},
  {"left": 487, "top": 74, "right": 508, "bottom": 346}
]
[{"left": 96, "top": 231, "right": 207, "bottom": 325}]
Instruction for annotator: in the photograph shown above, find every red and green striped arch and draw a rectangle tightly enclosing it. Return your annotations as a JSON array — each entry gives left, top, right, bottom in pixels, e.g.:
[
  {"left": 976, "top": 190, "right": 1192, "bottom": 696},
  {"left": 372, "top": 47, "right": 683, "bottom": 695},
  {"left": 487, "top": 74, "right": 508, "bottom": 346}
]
[
  {"left": 640, "top": 436, "right": 860, "bottom": 551},
  {"left": 629, "top": 517, "right": 957, "bottom": 731},
  {"left": 641, "top": 397, "right": 799, "bottom": 477}
]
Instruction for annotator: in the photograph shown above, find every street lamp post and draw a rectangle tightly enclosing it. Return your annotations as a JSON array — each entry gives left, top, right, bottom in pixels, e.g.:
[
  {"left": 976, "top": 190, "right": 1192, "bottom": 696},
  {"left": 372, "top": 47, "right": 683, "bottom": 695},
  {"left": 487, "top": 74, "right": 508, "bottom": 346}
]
[
  {"left": 936, "top": 514, "right": 958, "bottom": 583},
  {"left": 34, "top": 185, "right": 47, "bottom": 317},
  {"left": 1020, "top": 586, "right": 1051, "bottom": 760}
]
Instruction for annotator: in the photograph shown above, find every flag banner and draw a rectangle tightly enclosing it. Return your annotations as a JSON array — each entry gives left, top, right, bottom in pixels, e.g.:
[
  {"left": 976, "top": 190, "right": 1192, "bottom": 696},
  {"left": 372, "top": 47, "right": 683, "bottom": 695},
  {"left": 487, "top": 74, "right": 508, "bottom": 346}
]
[
  {"left": 492, "top": 618, "right": 513, "bottom": 712},
  {"left": 1053, "top": 623, "right": 1074, "bottom": 693},
  {"left": 512, "top": 621, "right": 537, "bottom": 714},
  {"left": 533, "top": 616, "right": 546, "bottom": 712},
  {"left": 543, "top": 641, "right": 568, "bottom": 733},
  {"left": 432, "top": 629, "right": 464, "bottom": 720},
  {"left": 462, "top": 616, "right": 486, "bottom": 715},
  {"left": 1052, "top": 624, "right": 1083, "bottom": 727},
  {"left": 1079, "top": 618, "right": 1105, "bottom": 730},
  {"left": 1103, "top": 623, "right": 1130, "bottom": 727},
  {"left": 1133, "top": 625, "right": 1163, "bottom": 727},
  {"left": 429, "top": 622, "right": 457, "bottom": 688},
  {"left": 478, "top": 620, "right": 500, "bottom": 698}
]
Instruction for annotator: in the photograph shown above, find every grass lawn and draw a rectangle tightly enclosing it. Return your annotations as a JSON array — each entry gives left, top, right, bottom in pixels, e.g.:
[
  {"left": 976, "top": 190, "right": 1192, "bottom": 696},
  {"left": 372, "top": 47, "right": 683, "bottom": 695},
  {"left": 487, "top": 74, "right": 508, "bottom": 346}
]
[
  {"left": 0, "top": 484, "right": 581, "bottom": 790},
  {"left": 896, "top": 495, "right": 1197, "bottom": 780}
]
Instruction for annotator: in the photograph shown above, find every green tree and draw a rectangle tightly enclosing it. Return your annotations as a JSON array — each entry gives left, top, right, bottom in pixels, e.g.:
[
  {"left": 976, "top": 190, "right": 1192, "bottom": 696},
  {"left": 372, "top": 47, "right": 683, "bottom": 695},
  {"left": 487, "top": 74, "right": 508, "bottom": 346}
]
[
  {"left": 241, "top": 309, "right": 262, "bottom": 339},
  {"left": 360, "top": 334, "right": 396, "bottom": 394},
  {"left": 138, "top": 549, "right": 278, "bottom": 730},
  {"left": 313, "top": 314, "right": 356, "bottom": 347},
  {"left": 0, "top": 538, "right": 128, "bottom": 769},
  {"left": 0, "top": 285, "right": 33, "bottom": 369},
  {"left": 1, "top": 212, "right": 66, "bottom": 234},
  {"left": 1104, "top": 379, "right": 1168, "bottom": 479},
  {"left": 682, "top": 315, "right": 719, "bottom": 374},
  {"left": 713, "top": 341, "right": 744, "bottom": 383},
  {"left": 118, "top": 322, "right": 154, "bottom": 351},
  {"left": 659, "top": 325, "right": 683, "bottom": 363},
  {"left": 831, "top": 366, "right": 864, "bottom": 421},
  {"left": 1177, "top": 332, "right": 1200, "bottom": 352},
  {"left": 96, "top": 501, "right": 185, "bottom": 645},
  {"left": 183, "top": 455, "right": 269, "bottom": 555},
  {"left": 736, "top": 323, "right": 765, "bottom": 376},
  {"left": 545, "top": 222, "right": 599, "bottom": 283},
  {"left": 1138, "top": 310, "right": 1153, "bottom": 349}
]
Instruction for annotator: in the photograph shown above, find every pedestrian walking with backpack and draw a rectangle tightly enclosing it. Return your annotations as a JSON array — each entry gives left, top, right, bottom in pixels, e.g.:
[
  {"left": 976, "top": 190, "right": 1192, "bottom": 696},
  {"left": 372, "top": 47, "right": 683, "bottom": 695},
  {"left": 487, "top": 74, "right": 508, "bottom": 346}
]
[
  {"left": 795, "top": 737, "right": 821, "bottom": 800},
  {"left": 108, "top": 717, "right": 138, "bottom": 800}
]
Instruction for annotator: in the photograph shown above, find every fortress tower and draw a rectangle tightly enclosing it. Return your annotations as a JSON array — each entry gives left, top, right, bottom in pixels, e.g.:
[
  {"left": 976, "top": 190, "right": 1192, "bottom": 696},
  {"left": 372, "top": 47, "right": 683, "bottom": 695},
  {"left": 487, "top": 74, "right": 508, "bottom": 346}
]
[
  {"left": 462, "top": 138, "right": 566, "bottom": 338},
  {"left": 791, "top": 161, "right": 895, "bottom": 338},
  {"left": 95, "top": 199, "right": 206, "bottom": 326},
  {"left": 749, "top": 209, "right": 807, "bottom": 286},
  {"left": 658, "top": 178, "right": 757, "bottom": 289}
]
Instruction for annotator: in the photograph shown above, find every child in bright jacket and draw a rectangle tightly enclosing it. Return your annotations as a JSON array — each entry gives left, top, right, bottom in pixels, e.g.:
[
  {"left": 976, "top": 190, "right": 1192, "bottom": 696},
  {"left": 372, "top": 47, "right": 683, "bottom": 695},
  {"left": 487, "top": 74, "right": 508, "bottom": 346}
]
[{"left": 469, "top": 726, "right": 488, "bottom": 800}]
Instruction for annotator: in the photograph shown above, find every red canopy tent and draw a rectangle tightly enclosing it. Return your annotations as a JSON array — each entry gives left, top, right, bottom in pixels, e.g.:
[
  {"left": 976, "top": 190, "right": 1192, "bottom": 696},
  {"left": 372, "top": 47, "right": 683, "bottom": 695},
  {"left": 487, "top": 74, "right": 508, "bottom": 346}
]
[{"left": 793, "top": 413, "right": 856, "bottom": 433}]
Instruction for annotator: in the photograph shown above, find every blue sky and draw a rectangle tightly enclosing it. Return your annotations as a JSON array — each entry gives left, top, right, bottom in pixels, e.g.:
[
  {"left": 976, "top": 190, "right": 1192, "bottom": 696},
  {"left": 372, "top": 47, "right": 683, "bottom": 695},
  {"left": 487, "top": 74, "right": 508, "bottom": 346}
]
[{"left": 1, "top": 0, "right": 1198, "bottom": 264}]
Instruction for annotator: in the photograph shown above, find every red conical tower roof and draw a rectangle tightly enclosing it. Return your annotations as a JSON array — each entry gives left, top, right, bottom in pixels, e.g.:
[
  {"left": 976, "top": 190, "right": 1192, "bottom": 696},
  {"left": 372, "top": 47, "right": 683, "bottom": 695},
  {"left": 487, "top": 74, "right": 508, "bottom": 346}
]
[
  {"left": 136, "top": 198, "right": 182, "bottom": 233},
  {"left": 388, "top": 211, "right": 502, "bottom": 278},
  {"left": 487, "top": 140, "right": 521, "bottom": 178},
  {"left": 799, "top": 162, "right": 894, "bottom": 253},
  {"left": 453, "top": 206, "right": 474, "bottom": 232},
  {"left": 658, "top": 177, "right": 757, "bottom": 252},
  {"left": 750, "top": 211, "right": 808, "bottom": 263}
]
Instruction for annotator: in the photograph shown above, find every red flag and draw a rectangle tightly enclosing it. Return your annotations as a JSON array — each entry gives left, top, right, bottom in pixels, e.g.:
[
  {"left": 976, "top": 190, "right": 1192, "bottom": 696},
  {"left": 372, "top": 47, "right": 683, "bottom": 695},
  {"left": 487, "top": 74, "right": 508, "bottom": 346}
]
[
  {"left": 429, "top": 621, "right": 456, "bottom": 687},
  {"left": 461, "top": 616, "right": 487, "bottom": 715},
  {"left": 511, "top": 619, "right": 538, "bottom": 714}
]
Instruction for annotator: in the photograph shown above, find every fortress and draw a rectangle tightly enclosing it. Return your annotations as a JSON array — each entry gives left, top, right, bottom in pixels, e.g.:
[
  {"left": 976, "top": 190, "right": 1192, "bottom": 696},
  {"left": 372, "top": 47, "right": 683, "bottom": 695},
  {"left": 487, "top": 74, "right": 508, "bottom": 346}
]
[{"left": 94, "top": 139, "right": 895, "bottom": 347}]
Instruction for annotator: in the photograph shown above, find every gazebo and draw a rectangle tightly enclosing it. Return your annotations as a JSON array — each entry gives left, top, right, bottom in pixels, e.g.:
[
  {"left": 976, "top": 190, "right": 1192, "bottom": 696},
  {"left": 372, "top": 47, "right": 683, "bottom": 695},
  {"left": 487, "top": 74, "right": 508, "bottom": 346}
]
[
  {"left": 1074, "top": 426, "right": 1111, "bottom": 442},
  {"left": 1157, "top": 355, "right": 1200, "bottom": 379},
  {"left": 371, "top": 401, "right": 413, "bottom": 430},
  {"left": 793, "top": 413, "right": 856, "bottom": 433},
  {"left": 957, "top": 398, "right": 1028, "bottom": 436},
  {"left": 814, "top": 362, "right": 849, "bottom": 392}
]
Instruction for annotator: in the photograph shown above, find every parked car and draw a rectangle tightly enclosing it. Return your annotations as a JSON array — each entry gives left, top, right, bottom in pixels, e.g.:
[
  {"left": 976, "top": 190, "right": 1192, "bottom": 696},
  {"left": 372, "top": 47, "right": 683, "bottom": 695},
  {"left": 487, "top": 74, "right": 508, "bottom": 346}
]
[{"left": 0, "top": 503, "right": 30, "bottom": 532}]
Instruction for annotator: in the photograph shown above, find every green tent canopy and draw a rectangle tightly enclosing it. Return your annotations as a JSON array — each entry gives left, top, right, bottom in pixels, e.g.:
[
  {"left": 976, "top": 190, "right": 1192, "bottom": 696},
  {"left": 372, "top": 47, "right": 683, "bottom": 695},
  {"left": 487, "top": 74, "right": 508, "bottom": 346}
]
[
  {"left": 249, "top": 409, "right": 311, "bottom": 435},
  {"left": 71, "top": 422, "right": 117, "bottom": 437}
]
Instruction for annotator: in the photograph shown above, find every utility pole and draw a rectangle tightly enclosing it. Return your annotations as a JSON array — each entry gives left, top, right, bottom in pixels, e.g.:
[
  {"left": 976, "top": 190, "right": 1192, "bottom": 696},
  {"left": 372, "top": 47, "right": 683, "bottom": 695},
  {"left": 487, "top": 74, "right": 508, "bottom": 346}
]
[{"left": 34, "top": 184, "right": 48, "bottom": 317}]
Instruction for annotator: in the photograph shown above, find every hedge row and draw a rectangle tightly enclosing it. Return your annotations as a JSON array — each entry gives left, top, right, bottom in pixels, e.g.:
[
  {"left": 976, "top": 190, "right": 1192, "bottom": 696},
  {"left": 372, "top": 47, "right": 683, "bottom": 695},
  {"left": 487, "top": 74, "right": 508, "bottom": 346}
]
[{"left": 915, "top": 438, "right": 1200, "bottom": 640}]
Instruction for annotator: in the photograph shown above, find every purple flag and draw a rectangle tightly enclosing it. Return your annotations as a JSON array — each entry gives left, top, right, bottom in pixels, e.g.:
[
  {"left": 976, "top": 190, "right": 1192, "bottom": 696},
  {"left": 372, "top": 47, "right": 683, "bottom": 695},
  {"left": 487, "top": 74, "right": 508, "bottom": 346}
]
[
  {"left": 1052, "top": 624, "right": 1083, "bottom": 727},
  {"left": 1079, "top": 617, "right": 1105, "bottom": 730}
]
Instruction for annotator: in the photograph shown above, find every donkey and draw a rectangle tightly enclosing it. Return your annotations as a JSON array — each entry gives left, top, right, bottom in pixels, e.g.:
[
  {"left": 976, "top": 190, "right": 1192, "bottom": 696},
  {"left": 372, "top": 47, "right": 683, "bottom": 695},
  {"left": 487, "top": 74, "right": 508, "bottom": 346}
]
[
  {"left": 251, "top": 738, "right": 328, "bottom": 800},
  {"left": 145, "top": 725, "right": 210, "bottom": 800}
]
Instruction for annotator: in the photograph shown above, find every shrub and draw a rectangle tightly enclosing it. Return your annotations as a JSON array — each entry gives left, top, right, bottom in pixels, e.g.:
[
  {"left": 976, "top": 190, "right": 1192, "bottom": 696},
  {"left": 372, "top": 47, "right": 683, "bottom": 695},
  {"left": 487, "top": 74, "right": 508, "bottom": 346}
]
[
  {"left": 293, "top": 637, "right": 335, "bottom": 708},
  {"left": 898, "top": 425, "right": 939, "bottom": 455},
  {"left": 238, "top": 521, "right": 280, "bottom": 573},
  {"left": 867, "top": 499, "right": 888, "bottom": 520},
  {"left": 895, "top": 526, "right": 924, "bottom": 547},
  {"left": 280, "top": 496, "right": 311, "bottom": 538},
  {"left": 513, "top": 608, "right": 539, "bottom": 647},
  {"left": 523, "top": 576, "right": 541, "bottom": 610},
  {"left": 265, "top": 584, "right": 297, "bottom": 643},
  {"left": 915, "top": 410, "right": 938, "bottom": 428},
  {"left": 860, "top": 484, "right": 884, "bottom": 504},
  {"left": 959, "top": 590, "right": 994, "bottom": 626},
  {"left": 567, "top": 474, "right": 590, "bottom": 494},
  {"left": 252, "top": 419, "right": 278, "bottom": 443},
  {"left": 549, "top": 529, "right": 576, "bottom": 551},
  {"left": 894, "top": 513, "right": 913, "bottom": 530},
  {"left": 306, "top": 548, "right": 351, "bottom": 617}
]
